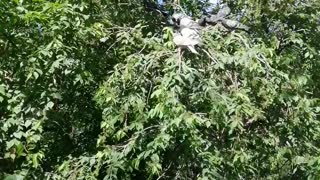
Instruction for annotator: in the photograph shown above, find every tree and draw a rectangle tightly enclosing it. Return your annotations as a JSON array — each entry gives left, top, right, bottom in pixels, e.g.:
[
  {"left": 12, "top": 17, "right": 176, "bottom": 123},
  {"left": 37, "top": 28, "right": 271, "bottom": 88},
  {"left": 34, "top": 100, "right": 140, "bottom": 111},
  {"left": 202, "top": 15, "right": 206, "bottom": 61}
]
[{"left": 1, "top": 0, "right": 320, "bottom": 179}]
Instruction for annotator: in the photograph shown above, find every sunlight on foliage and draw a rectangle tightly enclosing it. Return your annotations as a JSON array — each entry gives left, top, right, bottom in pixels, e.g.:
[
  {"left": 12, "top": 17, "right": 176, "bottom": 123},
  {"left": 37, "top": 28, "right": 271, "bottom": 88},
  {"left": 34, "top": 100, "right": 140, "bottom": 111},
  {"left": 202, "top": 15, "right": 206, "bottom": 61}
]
[{"left": 1, "top": 0, "right": 320, "bottom": 179}]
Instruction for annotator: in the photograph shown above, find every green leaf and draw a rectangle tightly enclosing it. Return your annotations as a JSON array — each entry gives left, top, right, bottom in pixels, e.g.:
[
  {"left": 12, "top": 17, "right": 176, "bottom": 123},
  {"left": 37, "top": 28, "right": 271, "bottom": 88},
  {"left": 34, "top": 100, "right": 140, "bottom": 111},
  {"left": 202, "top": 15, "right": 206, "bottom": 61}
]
[
  {"left": 4, "top": 174, "right": 24, "bottom": 180},
  {"left": 13, "top": 132, "right": 23, "bottom": 139},
  {"left": 32, "top": 154, "right": 39, "bottom": 168},
  {"left": 0, "top": 85, "right": 5, "bottom": 95},
  {"left": 47, "top": 101, "right": 54, "bottom": 109}
]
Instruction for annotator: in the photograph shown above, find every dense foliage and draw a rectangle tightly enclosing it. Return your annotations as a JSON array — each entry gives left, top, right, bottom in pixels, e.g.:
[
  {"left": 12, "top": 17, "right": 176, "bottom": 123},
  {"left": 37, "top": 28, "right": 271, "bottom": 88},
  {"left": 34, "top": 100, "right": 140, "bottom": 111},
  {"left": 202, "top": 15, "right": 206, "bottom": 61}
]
[{"left": 1, "top": 0, "right": 320, "bottom": 179}]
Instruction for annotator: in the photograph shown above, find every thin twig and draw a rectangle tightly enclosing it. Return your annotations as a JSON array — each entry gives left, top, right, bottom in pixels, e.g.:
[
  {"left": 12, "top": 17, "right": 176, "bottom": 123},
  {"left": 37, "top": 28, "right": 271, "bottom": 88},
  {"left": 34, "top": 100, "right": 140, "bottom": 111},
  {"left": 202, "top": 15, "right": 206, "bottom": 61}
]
[
  {"left": 178, "top": 47, "right": 182, "bottom": 73},
  {"left": 194, "top": 113, "right": 207, "bottom": 116},
  {"left": 138, "top": 43, "right": 147, "bottom": 54},
  {"left": 146, "top": 82, "right": 153, "bottom": 106},
  {"left": 105, "top": 27, "right": 132, "bottom": 30},
  {"left": 167, "top": 3, "right": 186, "bottom": 15},
  {"left": 233, "top": 72, "right": 238, "bottom": 90},
  {"left": 256, "top": 53, "right": 271, "bottom": 78},
  {"left": 226, "top": 71, "right": 237, "bottom": 89},
  {"left": 157, "top": 162, "right": 172, "bottom": 180},
  {"left": 202, "top": 49, "right": 218, "bottom": 64},
  {"left": 137, "top": 33, "right": 159, "bottom": 54},
  {"left": 106, "top": 38, "right": 122, "bottom": 52},
  {"left": 232, "top": 32, "right": 250, "bottom": 49},
  {"left": 256, "top": 53, "right": 271, "bottom": 68},
  {"left": 113, "top": 136, "right": 138, "bottom": 148},
  {"left": 142, "top": 125, "right": 160, "bottom": 132}
]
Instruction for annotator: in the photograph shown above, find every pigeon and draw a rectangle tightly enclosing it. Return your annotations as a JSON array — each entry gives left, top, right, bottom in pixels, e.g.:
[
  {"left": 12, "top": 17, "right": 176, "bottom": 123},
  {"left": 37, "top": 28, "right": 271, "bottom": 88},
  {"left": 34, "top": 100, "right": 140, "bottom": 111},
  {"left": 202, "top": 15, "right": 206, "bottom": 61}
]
[
  {"left": 221, "top": 18, "right": 249, "bottom": 31},
  {"left": 180, "top": 17, "right": 203, "bottom": 29},
  {"left": 217, "top": 5, "right": 231, "bottom": 18},
  {"left": 198, "top": 16, "right": 206, "bottom": 26},
  {"left": 173, "top": 27, "right": 201, "bottom": 72},
  {"left": 205, "top": 14, "right": 224, "bottom": 25},
  {"left": 172, "top": 13, "right": 185, "bottom": 24},
  {"left": 172, "top": 13, "right": 202, "bottom": 30},
  {"left": 173, "top": 28, "right": 201, "bottom": 54}
]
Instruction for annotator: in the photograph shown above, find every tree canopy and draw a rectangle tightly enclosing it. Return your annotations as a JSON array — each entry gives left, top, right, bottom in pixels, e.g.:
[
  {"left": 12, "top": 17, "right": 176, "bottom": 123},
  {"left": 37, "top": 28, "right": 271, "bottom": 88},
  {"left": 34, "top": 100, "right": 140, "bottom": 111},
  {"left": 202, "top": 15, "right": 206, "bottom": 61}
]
[{"left": 1, "top": 0, "right": 320, "bottom": 179}]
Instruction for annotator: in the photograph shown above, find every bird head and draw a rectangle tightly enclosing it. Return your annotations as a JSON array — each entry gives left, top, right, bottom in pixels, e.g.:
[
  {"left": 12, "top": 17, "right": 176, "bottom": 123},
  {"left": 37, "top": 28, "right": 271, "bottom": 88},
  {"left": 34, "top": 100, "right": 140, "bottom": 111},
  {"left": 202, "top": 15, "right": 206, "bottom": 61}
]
[{"left": 172, "top": 13, "right": 185, "bottom": 25}]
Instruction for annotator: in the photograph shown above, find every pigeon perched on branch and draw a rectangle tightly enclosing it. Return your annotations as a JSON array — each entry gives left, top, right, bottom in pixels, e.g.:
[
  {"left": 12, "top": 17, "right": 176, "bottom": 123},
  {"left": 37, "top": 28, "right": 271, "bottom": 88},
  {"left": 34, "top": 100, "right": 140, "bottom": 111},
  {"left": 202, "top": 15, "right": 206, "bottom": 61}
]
[
  {"left": 172, "top": 13, "right": 203, "bottom": 30},
  {"left": 173, "top": 27, "right": 201, "bottom": 72},
  {"left": 221, "top": 18, "right": 249, "bottom": 31},
  {"left": 200, "top": 5, "right": 231, "bottom": 26},
  {"left": 171, "top": 13, "right": 202, "bottom": 53},
  {"left": 173, "top": 28, "right": 201, "bottom": 54},
  {"left": 170, "top": 12, "right": 202, "bottom": 63},
  {"left": 204, "top": 15, "right": 224, "bottom": 25},
  {"left": 168, "top": 5, "right": 249, "bottom": 72}
]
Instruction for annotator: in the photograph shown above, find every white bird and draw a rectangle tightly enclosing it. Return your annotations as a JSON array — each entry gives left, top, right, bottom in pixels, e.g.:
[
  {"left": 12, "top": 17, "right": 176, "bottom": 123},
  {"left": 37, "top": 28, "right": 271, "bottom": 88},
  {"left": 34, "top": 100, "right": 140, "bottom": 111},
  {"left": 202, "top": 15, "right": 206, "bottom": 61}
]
[
  {"left": 173, "top": 27, "right": 201, "bottom": 72},
  {"left": 173, "top": 28, "right": 200, "bottom": 54},
  {"left": 171, "top": 13, "right": 203, "bottom": 72},
  {"left": 172, "top": 13, "right": 185, "bottom": 26},
  {"left": 180, "top": 17, "right": 202, "bottom": 30},
  {"left": 172, "top": 13, "right": 185, "bottom": 21}
]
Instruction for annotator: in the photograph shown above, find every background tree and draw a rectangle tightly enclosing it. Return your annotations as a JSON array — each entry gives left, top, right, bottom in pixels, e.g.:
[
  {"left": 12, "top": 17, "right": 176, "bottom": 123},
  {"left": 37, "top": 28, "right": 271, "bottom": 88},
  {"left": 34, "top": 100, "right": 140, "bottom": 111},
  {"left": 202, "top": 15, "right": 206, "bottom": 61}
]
[{"left": 1, "top": 0, "right": 320, "bottom": 179}]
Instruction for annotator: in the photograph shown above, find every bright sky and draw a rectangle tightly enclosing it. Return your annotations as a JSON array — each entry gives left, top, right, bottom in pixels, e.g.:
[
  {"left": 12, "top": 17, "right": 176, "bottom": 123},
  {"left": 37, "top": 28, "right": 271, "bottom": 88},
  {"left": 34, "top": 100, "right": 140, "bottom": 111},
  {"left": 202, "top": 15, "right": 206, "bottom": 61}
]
[
  {"left": 209, "top": 0, "right": 220, "bottom": 5},
  {"left": 157, "top": 0, "right": 220, "bottom": 6},
  {"left": 206, "top": 0, "right": 220, "bottom": 12}
]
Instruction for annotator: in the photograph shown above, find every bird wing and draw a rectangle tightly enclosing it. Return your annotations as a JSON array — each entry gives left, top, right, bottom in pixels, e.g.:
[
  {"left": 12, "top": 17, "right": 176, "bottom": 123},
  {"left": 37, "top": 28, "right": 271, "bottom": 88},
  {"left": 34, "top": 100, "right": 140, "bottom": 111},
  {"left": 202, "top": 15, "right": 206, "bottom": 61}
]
[
  {"left": 187, "top": 45, "right": 199, "bottom": 54},
  {"left": 180, "top": 28, "right": 200, "bottom": 40},
  {"left": 173, "top": 35, "right": 199, "bottom": 46},
  {"left": 173, "top": 33, "right": 184, "bottom": 46},
  {"left": 180, "top": 17, "right": 202, "bottom": 29},
  {"left": 221, "top": 19, "right": 238, "bottom": 28},
  {"left": 173, "top": 31, "right": 199, "bottom": 54},
  {"left": 205, "top": 15, "right": 223, "bottom": 25},
  {"left": 222, "top": 19, "right": 249, "bottom": 31},
  {"left": 173, "top": 26, "right": 201, "bottom": 54}
]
